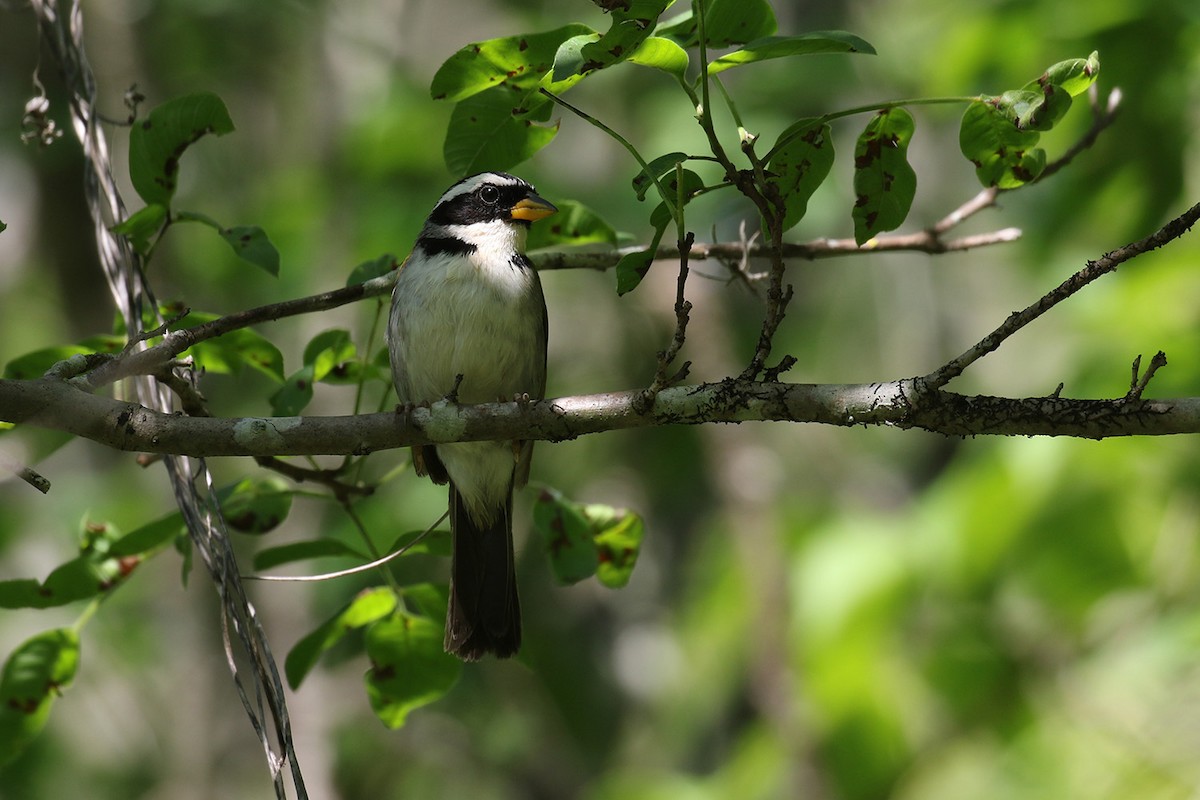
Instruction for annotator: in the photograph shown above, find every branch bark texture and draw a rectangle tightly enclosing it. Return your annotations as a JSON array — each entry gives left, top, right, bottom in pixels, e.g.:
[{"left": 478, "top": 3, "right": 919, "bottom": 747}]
[{"left": 4, "top": 376, "right": 1196, "bottom": 460}]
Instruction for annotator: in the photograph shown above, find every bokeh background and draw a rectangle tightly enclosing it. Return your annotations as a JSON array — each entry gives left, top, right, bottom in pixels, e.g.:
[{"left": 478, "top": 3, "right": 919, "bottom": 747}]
[{"left": 3, "top": 1, "right": 1200, "bottom": 798}]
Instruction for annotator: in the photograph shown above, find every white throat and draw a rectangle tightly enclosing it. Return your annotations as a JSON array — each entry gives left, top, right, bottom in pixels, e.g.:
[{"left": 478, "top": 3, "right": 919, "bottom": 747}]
[{"left": 441, "top": 219, "right": 528, "bottom": 261}]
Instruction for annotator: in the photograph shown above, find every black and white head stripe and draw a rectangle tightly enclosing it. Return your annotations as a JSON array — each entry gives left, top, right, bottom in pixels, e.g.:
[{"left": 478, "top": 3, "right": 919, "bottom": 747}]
[{"left": 426, "top": 172, "right": 538, "bottom": 227}]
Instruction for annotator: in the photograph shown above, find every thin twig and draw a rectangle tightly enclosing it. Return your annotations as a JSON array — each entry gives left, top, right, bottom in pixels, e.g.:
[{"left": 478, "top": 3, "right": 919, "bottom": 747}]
[
  {"left": 1125, "top": 351, "right": 1168, "bottom": 401},
  {"left": 643, "top": 230, "right": 695, "bottom": 404},
  {"left": 923, "top": 200, "right": 1200, "bottom": 390},
  {"left": 254, "top": 456, "right": 374, "bottom": 502},
  {"left": 0, "top": 456, "right": 52, "bottom": 494}
]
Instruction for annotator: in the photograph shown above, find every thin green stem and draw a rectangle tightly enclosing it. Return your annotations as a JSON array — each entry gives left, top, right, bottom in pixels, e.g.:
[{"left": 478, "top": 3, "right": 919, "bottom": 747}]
[
  {"left": 540, "top": 88, "right": 682, "bottom": 228},
  {"left": 353, "top": 299, "right": 385, "bottom": 417},
  {"left": 764, "top": 95, "right": 979, "bottom": 162},
  {"left": 692, "top": 1, "right": 734, "bottom": 171},
  {"left": 712, "top": 75, "right": 745, "bottom": 130},
  {"left": 73, "top": 596, "right": 102, "bottom": 633}
]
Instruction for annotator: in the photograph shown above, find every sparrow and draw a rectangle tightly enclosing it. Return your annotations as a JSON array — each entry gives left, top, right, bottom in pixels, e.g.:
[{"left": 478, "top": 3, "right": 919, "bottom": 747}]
[{"left": 388, "top": 172, "right": 556, "bottom": 661}]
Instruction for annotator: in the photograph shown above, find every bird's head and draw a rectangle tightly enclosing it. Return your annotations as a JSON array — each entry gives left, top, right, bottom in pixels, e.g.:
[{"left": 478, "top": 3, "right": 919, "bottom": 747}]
[{"left": 427, "top": 172, "right": 556, "bottom": 237}]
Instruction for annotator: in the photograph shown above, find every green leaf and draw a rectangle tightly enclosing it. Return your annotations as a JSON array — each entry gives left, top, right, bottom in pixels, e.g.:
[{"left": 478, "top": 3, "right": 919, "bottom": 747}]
[
  {"left": 171, "top": 310, "right": 284, "bottom": 381},
  {"left": 701, "top": 0, "right": 777, "bottom": 46},
  {"left": 270, "top": 364, "right": 315, "bottom": 416},
  {"left": 220, "top": 476, "right": 292, "bottom": 535},
  {"left": 431, "top": 24, "right": 594, "bottom": 102},
  {"left": 652, "top": 167, "right": 705, "bottom": 212},
  {"left": 707, "top": 31, "right": 875, "bottom": 76},
  {"left": 443, "top": 84, "right": 561, "bottom": 176},
  {"left": 0, "top": 557, "right": 117, "bottom": 609},
  {"left": 224, "top": 329, "right": 286, "bottom": 381},
  {"left": 616, "top": 212, "right": 669, "bottom": 296},
  {"left": 997, "top": 88, "right": 1069, "bottom": 132},
  {"left": 615, "top": 249, "right": 656, "bottom": 296},
  {"left": 533, "top": 489, "right": 645, "bottom": 587},
  {"left": 400, "top": 582, "right": 451, "bottom": 621},
  {"left": 347, "top": 253, "right": 399, "bottom": 287},
  {"left": 285, "top": 587, "right": 398, "bottom": 689},
  {"left": 644, "top": 168, "right": 705, "bottom": 238},
  {"left": 219, "top": 225, "right": 280, "bottom": 276},
  {"left": 364, "top": 613, "right": 462, "bottom": 728},
  {"left": 957, "top": 53, "right": 1097, "bottom": 188},
  {"left": 627, "top": 36, "right": 689, "bottom": 78},
  {"left": 1042, "top": 51, "right": 1101, "bottom": 98},
  {"left": 551, "top": 33, "right": 603, "bottom": 82},
  {"left": 303, "top": 328, "right": 357, "bottom": 383},
  {"left": 0, "top": 629, "right": 80, "bottom": 766},
  {"left": 525, "top": 200, "right": 619, "bottom": 250},
  {"left": 959, "top": 100, "right": 1045, "bottom": 188},
  {"left": 767, "top": 120, "right": 835, "bottom": 232},
  {"left": 590, "top": 506, "right": 645, "bottom": 589},
  {"left": 185, "top": 331, "right": 285, "bottom": 381},
  {"left": 175, "top": 212, "right": 280, "bottom": 275},
  {"left": 632, "top": 151, "right": 689, "bottom": 201},
  {"left": 0, "top": 515, "right": 152, "bottom": 609},
  {"left": 578, "top": 0, "right": 675, "bottom": 74},
  {"left": 534, "top": 488, "right": 600, "bottom": 584},
  {"left": 4, "top": 344, "right": 102, "bottom": 380},
  {"left": 128, "top": 92, "right": 235, "bottom": 207},
  {"left": 852, "top": 108, "right": 917, "bottom": 245},
  {"left": 111, "top": 203, "right": 167, "bottom": 255},
  {"left": 108, "top": 512, "right": 184, "bottom": 558},
  {"left": 253, "top": 539, "right": 369, "bottom": 571}
]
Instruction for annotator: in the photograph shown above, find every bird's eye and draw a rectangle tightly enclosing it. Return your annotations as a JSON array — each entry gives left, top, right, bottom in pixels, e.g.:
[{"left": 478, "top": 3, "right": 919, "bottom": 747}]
[{"left": 478, "top": 185, "right": 500, "bottom": 205}]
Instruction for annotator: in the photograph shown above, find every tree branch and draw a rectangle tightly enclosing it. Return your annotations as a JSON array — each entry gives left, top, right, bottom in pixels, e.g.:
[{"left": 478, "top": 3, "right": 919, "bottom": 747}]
[
  {"left": 924, "top": 198, "right": 1200, "bottom": 389},
  {"left": 5, "top": 375, "right": 1199, "bottom": 460}
]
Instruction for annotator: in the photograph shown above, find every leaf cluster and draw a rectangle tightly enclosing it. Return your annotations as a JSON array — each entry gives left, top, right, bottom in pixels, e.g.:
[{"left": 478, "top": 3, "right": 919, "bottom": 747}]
[{"left": 428, "top": 1, "right": 1099, "bottom": 292}]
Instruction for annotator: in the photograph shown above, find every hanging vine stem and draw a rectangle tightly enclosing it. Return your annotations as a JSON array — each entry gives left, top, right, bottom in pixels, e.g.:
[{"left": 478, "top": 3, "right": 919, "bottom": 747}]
[{"left": 26, "top": 2, "right": 308, "bottom": 797}]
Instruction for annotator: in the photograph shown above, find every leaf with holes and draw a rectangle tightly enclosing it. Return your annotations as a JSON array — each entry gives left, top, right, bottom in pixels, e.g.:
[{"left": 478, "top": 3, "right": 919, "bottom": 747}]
[
  {"left": 1041, "top": 51, "right": 1101, "bottom": 98},
  {"left": 533, "top": 488, "right": 600, "bottom": 584},
  {"left": 659, "top": 0, "right": 776, "bottom": 47},
  {"left": 128, "top": 92, "right": 234, "bottom": 207},
  {"left": 589, "top": 505, "right": 645, "bottom": 589},
  {"left": 852, "top": 108, "right": 917, "bottom": 245},
  {"left": 443, "top": 84, "right": 560, "bottom": 176},
  {"left": 431, "top": 24, "right": 594, "bottom": 102},
  {"left": 631, "top": 151, "right": 689, "bottom": 201},
  {"left": 365, "top": 613, "right": 462, "bottom": 728},
  {"left": 525, "top": 200, "right": 619, "bottom": 250},
  {"left": 285, "top": 587, "right": 398, "bottom": 689},
  {"left": 578, "top": 0, "right": 675, "bottom": 74},
  {"left": 219, "top": 225, "right": 280, "bottom": 276},
  {"left": 0, "top": 629, "right": 80, "bottom": 766},
  {"left": 220, "top": 476, "right": 292, "bottom": 535},
  {"left": 174, "top": 211, "right": 280, "bottom": 276},
  {"left": 767, "top": 119, "right": 835, "bottom": 232},
  {"left": 303, "top": 328, "right": 357, "bottom": 384},
  {"left": 959, "top": 100, "right": 1045, "bottom": 188},
  {"left": 271, "top": 365, "right": 315, "bottom": 416}
]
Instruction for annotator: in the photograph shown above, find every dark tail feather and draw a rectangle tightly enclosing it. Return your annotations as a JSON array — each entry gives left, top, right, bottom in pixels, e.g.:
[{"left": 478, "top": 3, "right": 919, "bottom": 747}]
[{"left": 445, "top": 484, "right": 521, "bottom": 660}]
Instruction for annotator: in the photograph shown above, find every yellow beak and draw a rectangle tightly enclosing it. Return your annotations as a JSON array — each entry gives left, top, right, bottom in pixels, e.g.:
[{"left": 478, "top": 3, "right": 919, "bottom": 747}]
[{"left": 510, "top": 193, "right": 557, "bottom": 222}]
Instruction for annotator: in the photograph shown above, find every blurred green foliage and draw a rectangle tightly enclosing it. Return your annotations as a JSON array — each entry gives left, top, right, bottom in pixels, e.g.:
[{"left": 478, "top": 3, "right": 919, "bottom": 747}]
[{"left": 1, "top": 0, "right": 1199, "bottom": 798}]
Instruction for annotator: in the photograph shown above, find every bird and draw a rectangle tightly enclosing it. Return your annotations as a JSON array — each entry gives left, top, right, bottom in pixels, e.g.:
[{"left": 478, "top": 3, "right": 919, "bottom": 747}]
[{"left": 388, "top": 172, "right": 556, "bottom": 661}]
